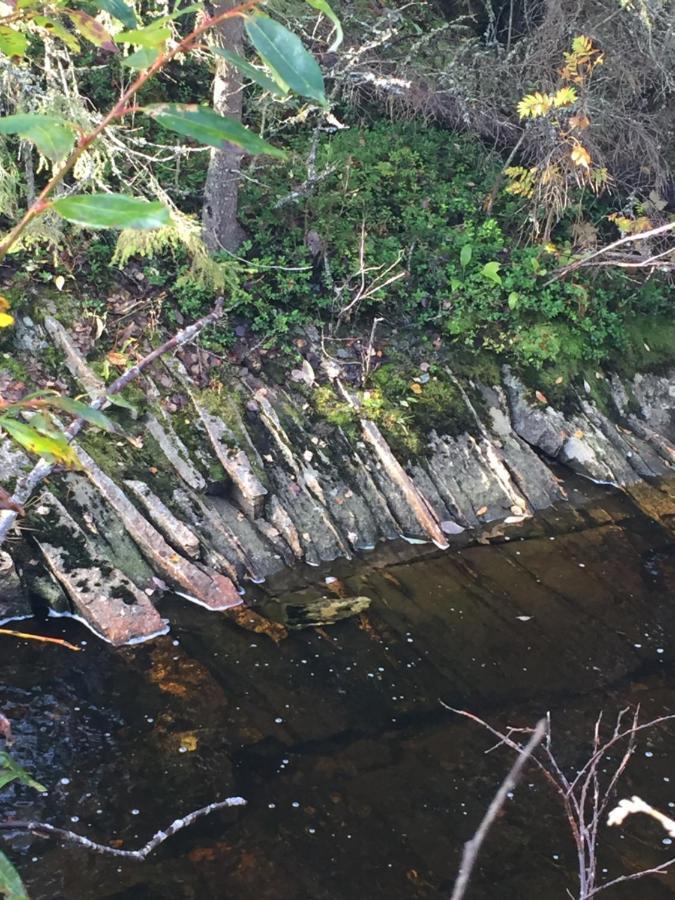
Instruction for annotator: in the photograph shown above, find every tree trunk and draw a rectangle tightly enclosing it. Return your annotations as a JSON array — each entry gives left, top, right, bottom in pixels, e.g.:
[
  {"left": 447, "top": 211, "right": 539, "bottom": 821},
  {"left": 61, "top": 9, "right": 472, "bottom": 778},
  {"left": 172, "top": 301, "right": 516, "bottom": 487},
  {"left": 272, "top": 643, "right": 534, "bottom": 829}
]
[{"left": 202, "top": 0, "right": 247, "bottom": 254}]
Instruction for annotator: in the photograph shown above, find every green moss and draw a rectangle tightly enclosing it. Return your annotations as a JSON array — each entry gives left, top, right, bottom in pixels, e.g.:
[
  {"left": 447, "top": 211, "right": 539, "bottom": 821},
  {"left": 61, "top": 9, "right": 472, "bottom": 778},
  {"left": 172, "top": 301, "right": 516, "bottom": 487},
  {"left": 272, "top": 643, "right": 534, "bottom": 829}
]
[
  {"left": 616, "top": 317, "right": 675, "bottom": 375},
  {"left": 313, "top": 384, "right": 359, "bottom": 441}
]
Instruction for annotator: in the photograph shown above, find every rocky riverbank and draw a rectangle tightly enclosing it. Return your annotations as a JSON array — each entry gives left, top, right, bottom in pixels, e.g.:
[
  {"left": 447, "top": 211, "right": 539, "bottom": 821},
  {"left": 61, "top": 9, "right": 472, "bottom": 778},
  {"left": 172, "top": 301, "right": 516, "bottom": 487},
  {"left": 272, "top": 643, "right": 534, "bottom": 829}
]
[{"left": 1, "top": 314, "right": 673, "bottom": 645}]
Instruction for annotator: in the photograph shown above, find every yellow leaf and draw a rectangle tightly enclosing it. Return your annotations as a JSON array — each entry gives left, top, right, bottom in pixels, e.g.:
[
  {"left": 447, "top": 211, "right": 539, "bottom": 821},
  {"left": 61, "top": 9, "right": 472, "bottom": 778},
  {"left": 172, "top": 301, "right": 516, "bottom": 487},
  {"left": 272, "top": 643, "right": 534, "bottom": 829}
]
[
  {"left": 106, "top": 351, "right": 128, "bottom": 366},
  {"left": 570, "top": 143, "right": 591, "bottom": 168},
  {"left": 572, "top": 35, "right": 593, "bottom": 55},
  {"left": 54, "top": 275, "right": 65, "bottom": 291},
  {"left": 553, "top": 86, "right": 577, "bottom": 107},
  {"left": 179, "top": 733, "right": 198, "bottom": 752},
  {"left": 0, "top": 295, "right": 10, "bottom": 311},
  {"left": 410, "top": 382, "right": 423, "bottom": 394},
  {"left": 555, "top": 376, "right": 564, "bottom": 385},
  {"left": 0, "top": 312, "right": 14, "bottom": 328},
  {"left": 517, "top": 92, "right": 553, "bottom": 119}
]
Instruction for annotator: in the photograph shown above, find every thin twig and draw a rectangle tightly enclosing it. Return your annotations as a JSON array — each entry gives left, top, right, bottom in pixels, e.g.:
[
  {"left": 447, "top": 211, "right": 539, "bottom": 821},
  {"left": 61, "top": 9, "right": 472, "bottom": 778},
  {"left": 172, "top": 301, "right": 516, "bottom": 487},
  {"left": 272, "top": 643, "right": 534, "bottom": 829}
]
[
  {"left": 0, "top": 629, "right": 81, "bottom": 651},
  {"left": 0, "top": 299, "right": 224, "bottom": 548},
  {"left": 449, "top": 717, "right": 547, "bottom": 900},
  {"left": 0, "top": 795, "right": 246, "bottom": 861},
  {"left": 545, "top": 221, "right": 675, "bottom": 283}
]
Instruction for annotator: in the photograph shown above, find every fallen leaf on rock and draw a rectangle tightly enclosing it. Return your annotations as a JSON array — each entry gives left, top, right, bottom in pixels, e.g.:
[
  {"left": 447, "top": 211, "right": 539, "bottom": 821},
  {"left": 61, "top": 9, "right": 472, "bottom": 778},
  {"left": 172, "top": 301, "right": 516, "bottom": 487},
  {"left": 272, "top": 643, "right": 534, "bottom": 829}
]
[
  {"left": 476, "top": 506, "right": 488, "bottom": 517},
  {"left": 440, "top": 519, "right": 465, "bottom": 535},
  {"left": 535, "top": 390, "right": 548, "bottom": 404}
]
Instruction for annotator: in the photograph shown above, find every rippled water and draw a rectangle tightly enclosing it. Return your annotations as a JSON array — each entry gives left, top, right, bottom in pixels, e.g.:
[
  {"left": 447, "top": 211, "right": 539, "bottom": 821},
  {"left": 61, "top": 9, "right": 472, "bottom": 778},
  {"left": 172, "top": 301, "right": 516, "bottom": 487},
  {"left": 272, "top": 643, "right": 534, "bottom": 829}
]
[{"left": 1, "top": 477, "right": 675, "bottom": 899}]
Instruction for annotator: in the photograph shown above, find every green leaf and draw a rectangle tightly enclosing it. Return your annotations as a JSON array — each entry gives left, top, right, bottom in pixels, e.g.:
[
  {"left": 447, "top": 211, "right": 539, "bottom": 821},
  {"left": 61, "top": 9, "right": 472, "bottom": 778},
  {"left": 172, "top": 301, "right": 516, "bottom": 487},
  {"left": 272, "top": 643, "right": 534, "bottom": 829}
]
[
  {"left": 91, "top": 0, "right": 137, "bottom": 29},
  {"left": 0, "top": 418, "right": 79, "bottom": 466},
  {"left": 34, "top": 16, "right": 81, "bottom": 53},
  {"left": 115, "top": 21, "right": 170, "bottom": 48},
  {"left": 63, "top": 9, "right": 117, "bottom": 52},
  {"left": 245, "top": 14, "right": 326, "bottom": 105},
  {"left": 144, "top": 104, "right": 285, "bottom": 158},
  {"left": 107, "top": 393, "right": 137, "bottom": 415},
  {"left": 481, "top": 260, "right": 502, "bottom": 285},
  {"left": 153, "top": 3, "right": 201, "bottom": 23},
  {"left": 460, "top": 244, "right": 472, "bottom": 268},
  {"left": 123, "top": 46, "right": 158, "bottom": 68},
  {"left": 0, "top": 26, "right": 29, "bottom": 58},
  {"left": 507, "top": 291, "right": 519, "bottom": 310},
  {"left": 0, "top": 851, "right": 28, "bottom": 900},
  {"left": 305, "top": 0, "right": 342, "bottom": 51},
  {"left": 0, "top": 114, "right": 75, "bottom": 163},
  {"left": 44, "top": 396, "right": 114, "bottom": 431},
  {"left": 212, "top": 48, "right": 287, "bottom": 97},
  {"left": 0, "top": 752, "right": 46, "bottom": 793},
  {"left": 52, "top": 194, "right": 170, "bottom": 230}
]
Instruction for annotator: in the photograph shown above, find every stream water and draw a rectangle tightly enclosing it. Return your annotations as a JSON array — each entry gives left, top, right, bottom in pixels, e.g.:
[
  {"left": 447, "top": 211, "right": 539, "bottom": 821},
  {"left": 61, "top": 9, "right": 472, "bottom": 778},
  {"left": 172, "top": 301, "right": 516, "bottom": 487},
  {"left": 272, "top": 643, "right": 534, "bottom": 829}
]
[{"left": 2, "top": 475, "right": 675, "bottom": 899}]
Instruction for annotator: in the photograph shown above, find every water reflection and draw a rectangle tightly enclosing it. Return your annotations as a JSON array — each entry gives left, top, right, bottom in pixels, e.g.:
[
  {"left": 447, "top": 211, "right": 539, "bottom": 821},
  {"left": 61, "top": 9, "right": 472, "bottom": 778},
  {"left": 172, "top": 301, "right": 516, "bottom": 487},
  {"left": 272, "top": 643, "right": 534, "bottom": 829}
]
[{"left": 1, "top": 478, "right": 675, "bottom": 898}]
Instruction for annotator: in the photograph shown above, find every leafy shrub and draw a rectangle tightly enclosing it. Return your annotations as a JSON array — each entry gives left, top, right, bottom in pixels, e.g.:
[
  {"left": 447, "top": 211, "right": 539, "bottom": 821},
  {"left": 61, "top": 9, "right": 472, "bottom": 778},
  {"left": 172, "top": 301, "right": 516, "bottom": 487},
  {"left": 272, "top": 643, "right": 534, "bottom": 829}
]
[{"left": 236, "top": 121, "right": 672, "bottom": 372}]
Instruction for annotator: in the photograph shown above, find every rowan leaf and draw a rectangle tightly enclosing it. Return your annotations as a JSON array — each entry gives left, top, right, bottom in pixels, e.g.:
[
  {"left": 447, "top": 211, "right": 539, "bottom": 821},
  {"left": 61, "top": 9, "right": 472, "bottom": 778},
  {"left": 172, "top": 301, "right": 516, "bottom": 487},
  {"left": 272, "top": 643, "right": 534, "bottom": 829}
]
[
  {"left": 52, "top": 194, "right": 171, "bottom": 229},
  {"left": 517, "top": 91, "right": 553, "bottom": 119},
  {"left": 0, "top": 114, "right": 76, "bottom": 162},
  {"left": 570, "top": 142, "right": 591, "bottom": 168},
  {"left": 245, "top": 14, "right": 327, "bottom": 105},
  {"left": 144, "top": 104, "right": 286, "bottom": 157},
  {"left": 553, "top": 86, "right": 577, "bottom": 107}
]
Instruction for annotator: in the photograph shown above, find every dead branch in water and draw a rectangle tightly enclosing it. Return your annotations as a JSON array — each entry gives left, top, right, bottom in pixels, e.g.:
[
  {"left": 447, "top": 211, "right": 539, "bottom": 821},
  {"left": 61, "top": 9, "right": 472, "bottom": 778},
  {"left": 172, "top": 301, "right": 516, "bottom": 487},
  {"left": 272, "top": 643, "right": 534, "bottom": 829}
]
[
  {"left": 0, "top": 795, "right": 246, "bottom": 861},
  {"left": 441, "top": 702, "right": 675, "bottom": 899},
  {"left": 0, "top": 299, "right": 224, "bottom": 549}
]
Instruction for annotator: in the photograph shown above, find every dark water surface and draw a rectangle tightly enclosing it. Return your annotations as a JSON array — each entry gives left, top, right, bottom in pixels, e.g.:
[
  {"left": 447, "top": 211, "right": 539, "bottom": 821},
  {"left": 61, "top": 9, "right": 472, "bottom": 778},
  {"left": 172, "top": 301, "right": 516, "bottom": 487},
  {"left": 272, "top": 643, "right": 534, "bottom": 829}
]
[{"left": 2, "top": 478, "right": 675, "bottom": 899}]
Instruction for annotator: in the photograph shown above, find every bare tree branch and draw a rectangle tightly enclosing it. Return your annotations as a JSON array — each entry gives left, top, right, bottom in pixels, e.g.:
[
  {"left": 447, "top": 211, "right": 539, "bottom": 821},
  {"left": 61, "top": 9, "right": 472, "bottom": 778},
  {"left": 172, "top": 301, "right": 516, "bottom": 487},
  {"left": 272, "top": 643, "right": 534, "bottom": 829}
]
[
  {"left": 546, "top": 221, "right": 675, "bottom": 283},
  {"left": 0, "top": 794, "right": 246, "bottom": 861}
]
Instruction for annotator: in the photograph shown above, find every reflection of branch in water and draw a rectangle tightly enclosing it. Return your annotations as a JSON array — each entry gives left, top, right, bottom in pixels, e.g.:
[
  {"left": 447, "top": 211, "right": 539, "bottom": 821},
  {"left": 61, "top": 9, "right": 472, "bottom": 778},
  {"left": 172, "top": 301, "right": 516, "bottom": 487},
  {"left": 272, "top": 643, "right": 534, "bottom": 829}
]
[
  {"left": 449, "top": 715, "right": 547, "bottom": 900},
  {"left": 441, "top": 702, "right": 675, "bottom": 900},
  {"left": 0, "top": 796, "right": 247, "bottom": 861}
]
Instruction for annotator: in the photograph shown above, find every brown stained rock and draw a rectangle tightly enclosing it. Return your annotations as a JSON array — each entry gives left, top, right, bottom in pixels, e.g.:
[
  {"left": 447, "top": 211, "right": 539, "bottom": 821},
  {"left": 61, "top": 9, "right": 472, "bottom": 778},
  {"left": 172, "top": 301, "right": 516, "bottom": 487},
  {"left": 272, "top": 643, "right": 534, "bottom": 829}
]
[
  {"left": 76, "top": 445, "right": 242, "bottom": 611},
  {"left": 34, "top": 494, "right": 167, "bottom": 645},
  {"left": 360, "top": 419, "right": 449, "bottom": 549},
  {"left": 196, "top": 406, "right": 268, "bottom": 519}
]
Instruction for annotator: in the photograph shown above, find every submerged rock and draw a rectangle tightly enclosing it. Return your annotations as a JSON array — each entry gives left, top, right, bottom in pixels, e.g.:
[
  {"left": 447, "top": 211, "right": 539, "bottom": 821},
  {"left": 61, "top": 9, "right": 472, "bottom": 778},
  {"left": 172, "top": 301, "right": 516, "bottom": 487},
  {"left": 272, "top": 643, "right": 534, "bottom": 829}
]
[{"left": 264, "top": 594, "right": 372, "bottom": 629}]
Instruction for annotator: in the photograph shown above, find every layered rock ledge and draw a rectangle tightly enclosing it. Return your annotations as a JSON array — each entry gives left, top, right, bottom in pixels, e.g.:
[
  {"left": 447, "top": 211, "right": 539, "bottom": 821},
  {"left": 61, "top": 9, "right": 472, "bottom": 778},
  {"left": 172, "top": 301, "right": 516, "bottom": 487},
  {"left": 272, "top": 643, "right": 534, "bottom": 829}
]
[{"left": 1, "top": 316, "right": 673, "bottom": 644}]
